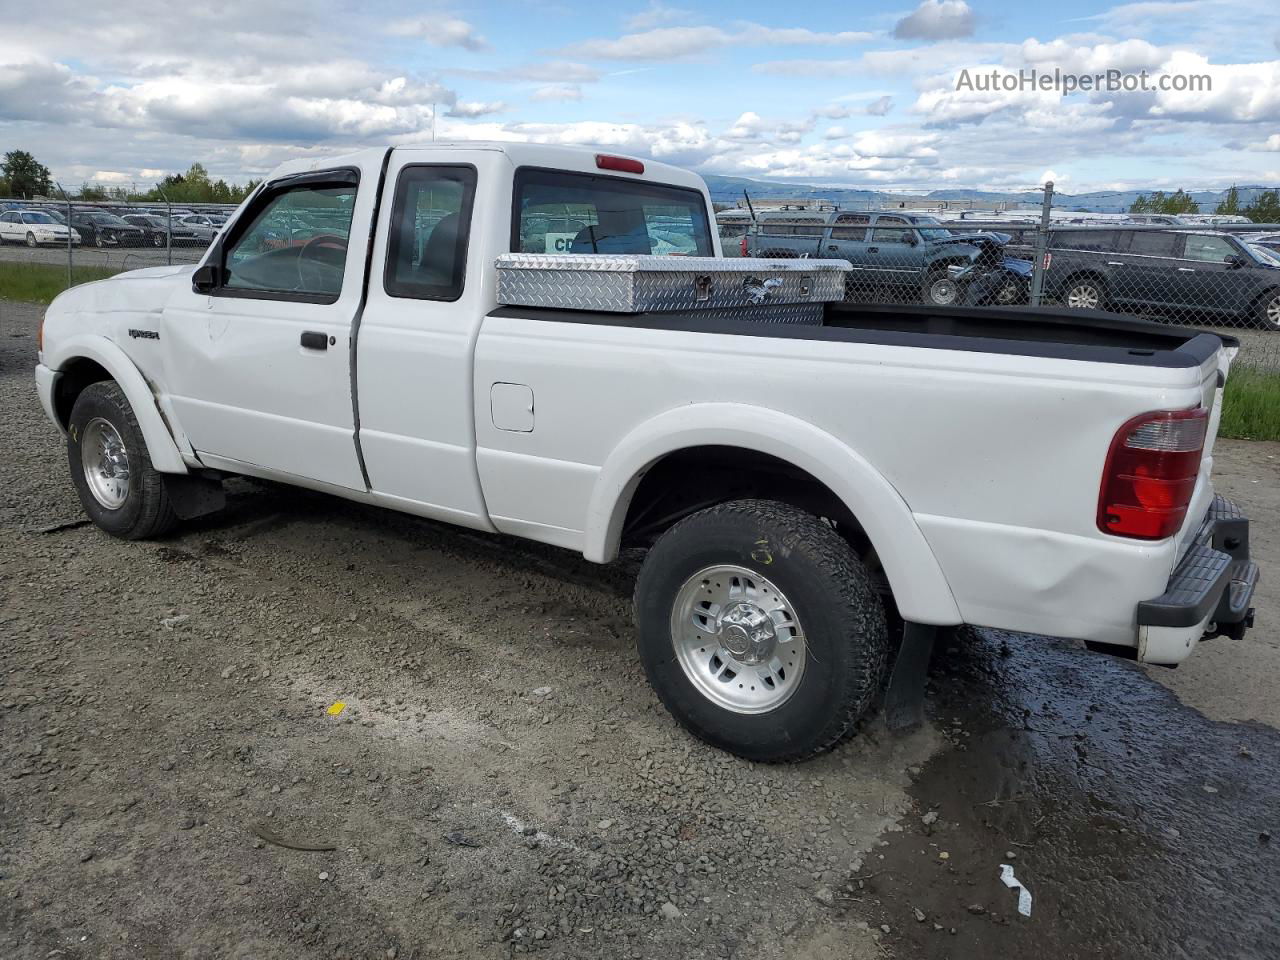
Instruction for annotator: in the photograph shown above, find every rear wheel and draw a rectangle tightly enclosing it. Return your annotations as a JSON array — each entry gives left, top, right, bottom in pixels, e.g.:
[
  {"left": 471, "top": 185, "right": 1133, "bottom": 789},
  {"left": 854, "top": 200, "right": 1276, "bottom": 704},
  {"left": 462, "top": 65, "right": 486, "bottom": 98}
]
[
  {"left": 634, "top": 500, "right": 889, "bottom": 762},
  {"left": 67, "top": 381, "right": 178, "bottom": 540},
  {"left": 1064, "top": 276, "right": 1106, "bottom": 310}
]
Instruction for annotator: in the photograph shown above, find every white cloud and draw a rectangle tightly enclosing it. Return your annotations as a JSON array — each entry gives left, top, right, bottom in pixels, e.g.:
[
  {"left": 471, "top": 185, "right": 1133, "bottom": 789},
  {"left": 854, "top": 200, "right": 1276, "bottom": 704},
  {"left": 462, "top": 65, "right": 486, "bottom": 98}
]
[
  {"left": 530, "top": 83, "right": 584, "bottom": 102},
  {"left": 445, "top": 100, "right": 506, "bottom": 118},
  {"left": 823, "top": 125, "right": 850, "bottom": 139},
  {"left": 625, "top": 2, "right": 692, "bottom": 30},
  {"left": 866, "top": 95, "right": 894, "bottom": 115},
  {"left": 389, "top": 16, "right": 487, "bottom": 51},
  {"left": 560, "top": 22, "right": 871, "bottom": 61},
  {"left": 893, "top": 1, "right": 976, "bottom": 41}
]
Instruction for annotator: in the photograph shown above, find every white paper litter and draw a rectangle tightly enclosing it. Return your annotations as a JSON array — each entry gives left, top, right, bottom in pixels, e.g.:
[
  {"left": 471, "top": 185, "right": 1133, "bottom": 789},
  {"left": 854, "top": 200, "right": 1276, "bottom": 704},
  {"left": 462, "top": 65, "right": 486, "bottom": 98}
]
[{"left": 999, "top": 863, "right": 1033, "bottom": 917}]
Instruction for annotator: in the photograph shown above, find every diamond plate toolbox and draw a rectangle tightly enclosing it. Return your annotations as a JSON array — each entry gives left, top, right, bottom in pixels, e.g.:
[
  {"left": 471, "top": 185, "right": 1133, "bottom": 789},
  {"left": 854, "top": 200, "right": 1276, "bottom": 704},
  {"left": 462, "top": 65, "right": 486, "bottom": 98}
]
[{"left": 495, "top": 254, "right": 849, "bottom": 313}]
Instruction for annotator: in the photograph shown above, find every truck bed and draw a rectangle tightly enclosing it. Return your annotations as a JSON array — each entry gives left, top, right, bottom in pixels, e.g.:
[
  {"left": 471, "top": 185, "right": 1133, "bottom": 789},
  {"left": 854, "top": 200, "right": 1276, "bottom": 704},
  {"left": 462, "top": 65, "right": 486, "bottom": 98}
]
[{"left": 488, "top": 302, "right": 1231, "bottom": 369}]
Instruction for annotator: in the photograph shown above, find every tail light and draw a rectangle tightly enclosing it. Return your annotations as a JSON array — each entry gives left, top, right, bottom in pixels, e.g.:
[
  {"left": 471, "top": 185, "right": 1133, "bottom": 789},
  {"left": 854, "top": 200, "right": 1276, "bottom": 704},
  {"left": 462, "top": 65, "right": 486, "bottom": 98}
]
[
  {"left": 1097, "top": 408, "right": 1208, "bottom": 540},
  {"left": 739, "top": 235, "right": 749, "bottom": 256}
]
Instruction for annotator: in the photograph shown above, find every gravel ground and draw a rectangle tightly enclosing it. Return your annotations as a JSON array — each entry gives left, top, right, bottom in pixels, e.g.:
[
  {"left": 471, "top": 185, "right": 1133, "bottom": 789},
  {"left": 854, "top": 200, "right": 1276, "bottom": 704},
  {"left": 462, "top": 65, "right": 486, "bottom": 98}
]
[
  {"left": 2, "top": 299, "right": 1275, "bottom": 959},
  {"left": 1, "top": 302, "right": 932, "bottom": 959}
]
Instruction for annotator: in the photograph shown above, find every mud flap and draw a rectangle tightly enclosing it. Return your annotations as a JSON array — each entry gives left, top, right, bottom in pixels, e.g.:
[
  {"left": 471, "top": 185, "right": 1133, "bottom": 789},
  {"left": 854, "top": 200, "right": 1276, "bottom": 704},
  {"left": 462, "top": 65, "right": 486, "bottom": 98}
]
[
  {"left": 884, "top": 621, "right": 937, "bottom": 731},
  {"left": 163, "top": 472, "right": 226, "bottom": 520}
]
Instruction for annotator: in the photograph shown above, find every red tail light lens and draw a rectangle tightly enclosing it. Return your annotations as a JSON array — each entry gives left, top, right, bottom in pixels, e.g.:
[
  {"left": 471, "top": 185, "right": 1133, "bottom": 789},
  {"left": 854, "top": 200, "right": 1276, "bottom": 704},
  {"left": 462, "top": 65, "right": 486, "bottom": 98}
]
[
  {"left": 739, "top": 234, "right": 748, "bottom": 256},
  {"left": 1097, "top": 408, "right": 1208, "bottom": 540},
  {"left": 595, "top": 154, "right": 644, "bottom": 174}
]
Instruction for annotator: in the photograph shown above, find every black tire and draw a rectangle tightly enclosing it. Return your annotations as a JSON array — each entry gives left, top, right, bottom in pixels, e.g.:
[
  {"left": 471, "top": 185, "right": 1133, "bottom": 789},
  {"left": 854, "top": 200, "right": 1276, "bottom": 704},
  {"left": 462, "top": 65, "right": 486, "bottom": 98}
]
[
  {"left": 67, "top": 381, "right": 178, "bottom": 539},
  {"left": 634, "top": 499, "right": 889, "bottom": 762},
  {"left": 152, "top": 233, "right": 164, "bottom": 247},
  {"left": 94, "top": 233, "right": 105, "bottom": 248},
  {"left": 25, "top": 231, "right": 38, "bottom": 248}
]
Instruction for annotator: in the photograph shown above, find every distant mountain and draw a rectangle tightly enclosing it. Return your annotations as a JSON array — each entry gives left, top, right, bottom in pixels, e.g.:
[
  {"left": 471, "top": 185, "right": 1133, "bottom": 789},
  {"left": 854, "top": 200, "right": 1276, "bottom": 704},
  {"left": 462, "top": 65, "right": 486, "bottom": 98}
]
[{"left": 702, "top": 174, "right": 1279, "bottom": 214}]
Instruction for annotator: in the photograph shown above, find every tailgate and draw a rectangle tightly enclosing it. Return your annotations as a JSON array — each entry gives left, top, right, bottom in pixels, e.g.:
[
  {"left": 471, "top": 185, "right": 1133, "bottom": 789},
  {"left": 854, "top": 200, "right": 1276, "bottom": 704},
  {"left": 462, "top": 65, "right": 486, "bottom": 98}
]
[{"left": 1176, "top": 338, "right": 1234, "bottom": 562}]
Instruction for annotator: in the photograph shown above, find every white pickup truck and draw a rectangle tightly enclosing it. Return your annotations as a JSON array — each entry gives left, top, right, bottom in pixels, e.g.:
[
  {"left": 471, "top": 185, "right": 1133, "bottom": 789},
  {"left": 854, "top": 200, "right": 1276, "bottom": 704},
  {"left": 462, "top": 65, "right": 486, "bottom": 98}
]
[{"left": 35, "top": 142, "right": 1258, "bottom": 761}]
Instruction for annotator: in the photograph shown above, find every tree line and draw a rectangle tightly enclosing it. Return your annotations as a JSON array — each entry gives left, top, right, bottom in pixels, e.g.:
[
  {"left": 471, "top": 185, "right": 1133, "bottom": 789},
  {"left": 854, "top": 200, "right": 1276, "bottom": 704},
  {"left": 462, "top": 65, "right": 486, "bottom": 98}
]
[
  {"left": 1128, "top": 185, "right": 1280, "bottom": 222},
  {"left": 1, "top": 149, "right": 260, "bottom": 205}
]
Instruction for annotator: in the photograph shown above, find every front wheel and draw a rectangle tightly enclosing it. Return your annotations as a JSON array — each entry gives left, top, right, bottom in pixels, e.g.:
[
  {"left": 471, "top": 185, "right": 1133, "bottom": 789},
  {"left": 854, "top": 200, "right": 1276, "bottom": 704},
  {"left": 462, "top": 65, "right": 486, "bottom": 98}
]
[
  {"left": 924, "top": 270, "right": 959, "bottom": 306},
  {"left": 25, "top": 232, "right": 37, "bottom": 247},
  {"left": 152, "top": 233, "right": 164, "bottom": 247},
  {"left": 94, "top": 233, "right": 105, "bottom": 248},
  {"left": 634, "top": 500, "right": 889, "bottom": 761},
  {"left": 67, "top": 381, "right": 177, "bottom": 539}
]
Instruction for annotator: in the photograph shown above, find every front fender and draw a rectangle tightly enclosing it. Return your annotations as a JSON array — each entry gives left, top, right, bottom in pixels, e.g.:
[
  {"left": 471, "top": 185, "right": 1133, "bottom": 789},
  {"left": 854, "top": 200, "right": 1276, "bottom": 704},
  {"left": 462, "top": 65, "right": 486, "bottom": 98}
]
[
  {"left": 583, "top": 403, "right": 962, "bottom": 626},
  {"left": 41, "top": 334, "right": 190, "bottom": 474}
]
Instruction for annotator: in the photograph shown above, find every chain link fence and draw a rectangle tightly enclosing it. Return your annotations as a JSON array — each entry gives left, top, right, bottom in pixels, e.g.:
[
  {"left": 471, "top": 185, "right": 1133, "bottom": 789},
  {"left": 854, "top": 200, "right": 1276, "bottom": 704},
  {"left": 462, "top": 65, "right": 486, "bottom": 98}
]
[
  {"left": 0, "top": 191, "right": 235, "bottom": 287},
  {"left": 720, "top": 187, "right": 1280, "bottom": 372}
]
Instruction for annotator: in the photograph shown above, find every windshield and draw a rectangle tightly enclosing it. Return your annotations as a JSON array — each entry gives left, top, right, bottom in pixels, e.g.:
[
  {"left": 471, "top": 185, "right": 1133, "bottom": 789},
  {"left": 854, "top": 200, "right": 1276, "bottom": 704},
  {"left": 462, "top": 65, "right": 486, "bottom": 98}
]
[
  {"left": 513, "top": 169, "right": 713, "bottom": 256},
  {"left": 22, "top": 213, "right": 56, "bottom": 224},
  {"left": 1248, "top": 243, "right": 1280, "bottom": 267},
  {"left": 89, "top": 214, "right": 127, "bottom": 225}
]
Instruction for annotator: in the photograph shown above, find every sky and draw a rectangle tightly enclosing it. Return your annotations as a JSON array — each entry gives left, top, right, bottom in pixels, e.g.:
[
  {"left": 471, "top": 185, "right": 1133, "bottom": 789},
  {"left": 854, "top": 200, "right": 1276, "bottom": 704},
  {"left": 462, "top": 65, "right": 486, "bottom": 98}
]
[{"left": 1, "top": 0, "right": 1278, "bottom": 194}]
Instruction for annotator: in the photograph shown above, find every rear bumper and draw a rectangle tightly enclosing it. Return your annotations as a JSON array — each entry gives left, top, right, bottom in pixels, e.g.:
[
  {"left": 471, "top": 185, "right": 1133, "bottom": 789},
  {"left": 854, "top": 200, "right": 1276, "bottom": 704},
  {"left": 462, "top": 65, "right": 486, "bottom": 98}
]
[{"left": 1135, "top": 496, "right": 1258, "bottom": 664}]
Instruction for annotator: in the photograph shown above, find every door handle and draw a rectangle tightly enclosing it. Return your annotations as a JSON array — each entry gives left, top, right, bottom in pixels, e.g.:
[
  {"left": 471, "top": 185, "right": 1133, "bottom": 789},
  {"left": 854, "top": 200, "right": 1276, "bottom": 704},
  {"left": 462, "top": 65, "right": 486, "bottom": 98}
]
[
  {"left": 827, "top": 245, "right": 838, "bottom": 251},
  {"left": 1177, "top": 267, "right": 1195, "bottom": 273},
  {"left": 300, "top": 331, "right": 329, "bottom": 350},
  {"left": 1106, "top": 261, "right": 1124, "bottom": 266},
  {"left": 867, "top": 247, "right": 879, "bottom": 254}
]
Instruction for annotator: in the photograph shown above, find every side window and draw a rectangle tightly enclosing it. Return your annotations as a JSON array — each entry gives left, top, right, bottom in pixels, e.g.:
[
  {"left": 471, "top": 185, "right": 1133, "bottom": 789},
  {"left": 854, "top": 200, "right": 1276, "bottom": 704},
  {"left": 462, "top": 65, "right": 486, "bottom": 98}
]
[
  {"left": 871, "top": 218, "right": 913, "bottom": 243},
  {"left": 0, "top": 213, "right": 16, "bottom": 223},
  {"left": 1056, "top": 231, "right": 1116, "bottom": 252},
  {"left": 222, "top": 179, "right": 357, "bottom": 301},
  {"left": 385, "top": 165, "right": 477, "bottom": 301},
  {"left": 1123, "top": 231, "right": 1179, "bottom": 257},
  {"left": 1182, "top": 235, "right": 1236, "bottom": 263}
]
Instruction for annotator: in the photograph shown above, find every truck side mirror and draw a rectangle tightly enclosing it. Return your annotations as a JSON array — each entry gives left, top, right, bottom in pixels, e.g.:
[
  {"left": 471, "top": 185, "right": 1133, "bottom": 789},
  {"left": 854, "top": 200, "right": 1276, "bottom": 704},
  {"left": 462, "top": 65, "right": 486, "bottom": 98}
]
[
  {"left": 1223, "top": 254, "right": 1245, "bottom": 269},
  {"left": 192, "top": 263, "right": 223, "bottom": 293}
]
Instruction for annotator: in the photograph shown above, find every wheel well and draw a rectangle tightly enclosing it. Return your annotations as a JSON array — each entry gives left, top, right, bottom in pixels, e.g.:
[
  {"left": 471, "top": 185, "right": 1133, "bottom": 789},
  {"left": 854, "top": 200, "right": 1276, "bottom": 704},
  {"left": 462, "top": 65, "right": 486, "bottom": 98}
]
[
  {"left": 52, "top": 358, "right": 112, "bottom": 428},
  {"left": 926, "top": 257, "right": 968, "bottom": 276},
  {"left": 620, "top": 446, "right": 873, "bottom": 557},
  {"left": 1062, "top": 270, "right": 1107, "bottom": 291}
]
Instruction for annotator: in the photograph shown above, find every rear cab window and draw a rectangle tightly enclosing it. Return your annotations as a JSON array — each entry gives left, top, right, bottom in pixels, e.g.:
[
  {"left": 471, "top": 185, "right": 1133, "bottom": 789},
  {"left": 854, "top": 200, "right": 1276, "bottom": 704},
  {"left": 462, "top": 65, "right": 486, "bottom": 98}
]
[{"left": 512, "top": 168, "right": 713, "bottom": 256}]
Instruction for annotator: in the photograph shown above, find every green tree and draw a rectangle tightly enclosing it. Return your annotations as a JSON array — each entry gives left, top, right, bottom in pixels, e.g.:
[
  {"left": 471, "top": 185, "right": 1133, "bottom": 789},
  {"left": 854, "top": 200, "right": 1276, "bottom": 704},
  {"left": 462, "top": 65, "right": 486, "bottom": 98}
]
[
  {"left": 1159, "top": 189, "right": 1199, "bottom": 214},
  {"left": 139, "top": 163, "right": 259, "bottom": 204},
  {"left": 1215, "top": 185, "right": 1242, "bottom": 216},
  {"left": 76, "top": 182, "right": 109, "bottom": 201},
  {"left": 1, "top": 149, "right": 53, "bottom": 198},
  {"left": 1243, "top": 190, "right": 1280, "bottom": 224},
  {"left": 1129, "top": 194, "right": 1151, "bottom": 214}
]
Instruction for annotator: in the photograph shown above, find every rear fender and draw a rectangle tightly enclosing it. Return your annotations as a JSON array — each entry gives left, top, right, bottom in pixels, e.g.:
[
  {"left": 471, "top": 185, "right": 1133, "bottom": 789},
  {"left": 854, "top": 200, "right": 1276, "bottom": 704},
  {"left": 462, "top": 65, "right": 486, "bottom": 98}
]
[
  {"left": 44, "top": 334, "right": 191, "bottom": 474},
  {"left": 584, "top": 403, "right": 962, "bottom": 626}
]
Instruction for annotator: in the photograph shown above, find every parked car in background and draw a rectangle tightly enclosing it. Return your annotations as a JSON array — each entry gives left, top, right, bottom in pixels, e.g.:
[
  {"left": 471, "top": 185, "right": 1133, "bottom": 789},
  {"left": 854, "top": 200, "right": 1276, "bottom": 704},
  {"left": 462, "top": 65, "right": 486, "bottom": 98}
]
[
  {"left": 1040, "top": 228, "right": 1280, "bottom": 329},
  {"left": 121, "top": 214, "right": 183, "bottom": 248},
  {"left": 173, "top": 215, "right": 219, "bottom": 245},
  {"left": 742, "top": 211, "right": 1023, "bottom": 305},
  {"left": 1242, "top": 232, "right": 1280, "bottom": 257},
  {"left": 69, "top": 211, "right": 145, "bottom": 248},
  {"left": 0, "top": 210, "right": 82, "bottom": 246}
]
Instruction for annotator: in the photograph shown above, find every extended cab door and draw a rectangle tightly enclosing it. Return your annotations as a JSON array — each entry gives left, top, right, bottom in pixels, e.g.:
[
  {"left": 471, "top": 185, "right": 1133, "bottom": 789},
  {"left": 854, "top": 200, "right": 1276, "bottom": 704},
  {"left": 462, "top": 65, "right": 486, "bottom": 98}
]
[
  {"left": 160, "top": 152, "right": 385, "bottom": 489},
  {"left": 353, "top": 147, "right": 496, "bottom": 529}
]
